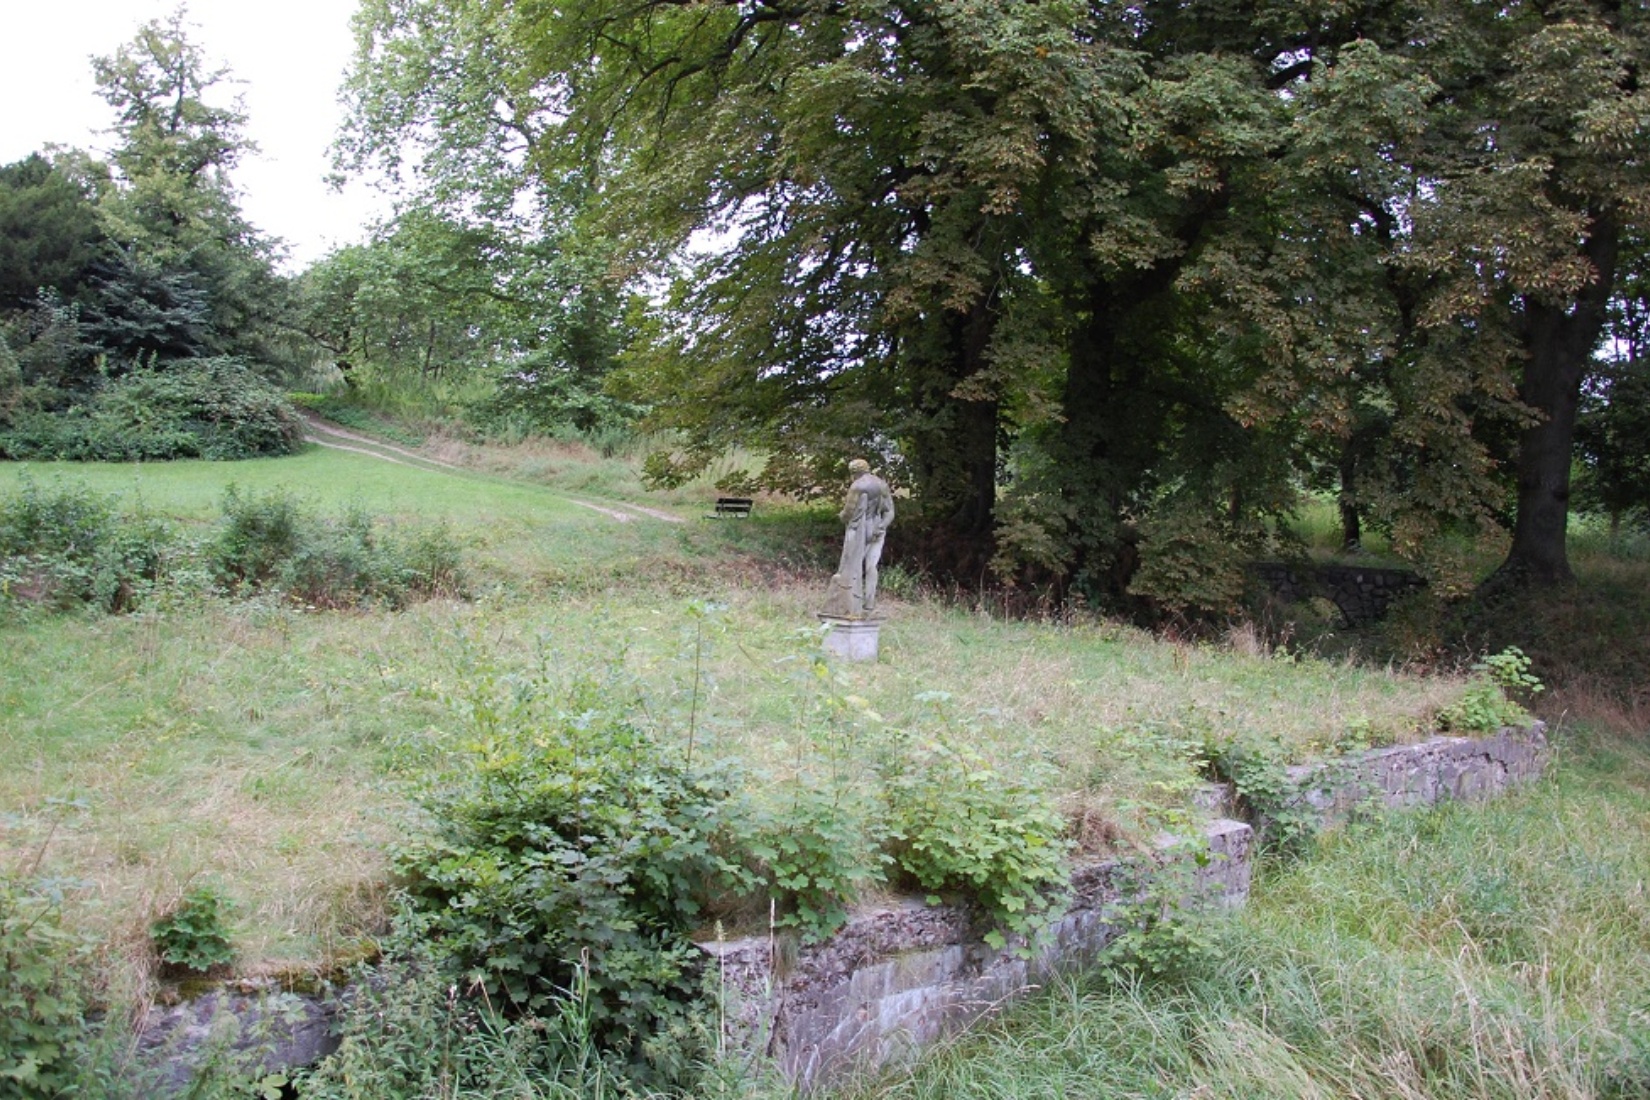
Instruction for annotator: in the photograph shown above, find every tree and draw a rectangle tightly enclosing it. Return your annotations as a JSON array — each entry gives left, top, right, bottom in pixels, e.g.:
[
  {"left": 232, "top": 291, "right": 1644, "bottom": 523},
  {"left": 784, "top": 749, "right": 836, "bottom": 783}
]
[
  {"left": 90, "top": 8, "right": 288, "bottom": 369},
  {"left": 332, "top": 0, "right": 634, "bottom": 431},
  {"left": 339, "top": 0, "right": 1650, "bottom": 606},
  {"left": 0, "top": 154, "right": 106, "bottom": 311}
]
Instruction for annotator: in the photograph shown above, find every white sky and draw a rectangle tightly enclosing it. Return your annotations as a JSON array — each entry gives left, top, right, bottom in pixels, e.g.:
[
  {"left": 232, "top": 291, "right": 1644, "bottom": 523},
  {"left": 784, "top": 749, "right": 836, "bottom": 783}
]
[{"left": 0, "top": 0, "right": 392, "bottom": 271}]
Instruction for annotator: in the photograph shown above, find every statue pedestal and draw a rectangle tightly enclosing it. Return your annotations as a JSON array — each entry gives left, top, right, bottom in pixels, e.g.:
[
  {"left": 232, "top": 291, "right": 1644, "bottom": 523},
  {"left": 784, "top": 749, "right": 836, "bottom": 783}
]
[{"left": 818, "top": 615, "right": 882, "bottom": 662}]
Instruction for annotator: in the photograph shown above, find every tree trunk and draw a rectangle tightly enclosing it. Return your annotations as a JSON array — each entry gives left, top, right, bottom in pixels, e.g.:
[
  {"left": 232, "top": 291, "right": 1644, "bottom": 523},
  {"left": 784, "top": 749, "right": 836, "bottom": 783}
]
[
  {"left": 903, "top": 292, "right": 1001, "bottom": 543},
  {"left": 1337, "top": 432, "right": 1366, "bottom": 554},
  {"left": 1495, "top": 211, "right": 1619, "bottom": 587}
]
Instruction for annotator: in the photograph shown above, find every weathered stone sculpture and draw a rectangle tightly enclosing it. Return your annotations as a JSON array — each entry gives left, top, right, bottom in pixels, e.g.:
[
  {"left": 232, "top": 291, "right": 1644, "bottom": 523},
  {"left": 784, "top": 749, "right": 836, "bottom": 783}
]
[{"left": 823, "top": 458, "right": 894, "bottom": 619}]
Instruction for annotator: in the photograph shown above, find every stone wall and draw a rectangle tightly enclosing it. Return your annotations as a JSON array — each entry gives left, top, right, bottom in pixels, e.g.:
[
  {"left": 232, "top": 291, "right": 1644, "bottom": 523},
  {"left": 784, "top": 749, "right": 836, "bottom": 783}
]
[
  {"left": 704, "top": 820, "right": 1253, "bottom": 1091},
  {"left": 1251, "top": 562, "right": 1426, "bottom": 626},
  {"left": 1283, "top": 722, "right": 1549, "bottom": 822},
  {"left": 712, "top": 722, "right": 1549, "bottom": 1090},
  {"left": 142, "top": 725, "right": 1547, "bottom": 1093}
]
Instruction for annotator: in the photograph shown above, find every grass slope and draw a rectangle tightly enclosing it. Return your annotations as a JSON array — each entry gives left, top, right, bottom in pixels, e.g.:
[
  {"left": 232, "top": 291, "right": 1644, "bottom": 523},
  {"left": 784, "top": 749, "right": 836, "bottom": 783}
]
[{"left": 0, "top": 441, "right": 1506, "bottom": 1009}]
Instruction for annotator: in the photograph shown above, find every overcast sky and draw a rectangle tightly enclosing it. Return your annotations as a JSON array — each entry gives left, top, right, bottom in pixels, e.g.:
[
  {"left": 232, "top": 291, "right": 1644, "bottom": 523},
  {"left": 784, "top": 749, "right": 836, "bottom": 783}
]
[{"left": 0, "top": 0, "right": 391, "bottom": 271}]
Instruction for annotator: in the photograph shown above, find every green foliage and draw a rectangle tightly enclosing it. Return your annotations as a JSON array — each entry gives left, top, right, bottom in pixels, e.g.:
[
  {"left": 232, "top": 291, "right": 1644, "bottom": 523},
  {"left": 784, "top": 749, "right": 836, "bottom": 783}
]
[
  {"left": 210, "top": 486, "right": 465, "bottom": 609},
  {"left": 880, "top": 735, "right": 1067, "bottom": 951},
  {"left": 1200, "top": 734, "right": 1318, "bottom": 854},
  {"left": 0, "top": 358, "right": 304, "bottom": 462},
  {"left": 741, "top": 774, "right": 889, "bottom": 944},
  {"left": 1576, "top": 356, "right": 1650, "bottom": 533},
  {"left": 0, "top": 872, "right": 96, "bottom": 1099},
  {"left": 1097, "top": 861, "right": 1225, "bottom": 985},
  {"left": 338, "top": 0, "right": 1650, "bottom": 596},
  {"left": 0, "top": 154, "right": 105, "bottom": 312},
  {"left": 297, "top": 937, "right": 634, "bottom": 1100},
  {"left": 0, "top": 475, "right": 169, "bottom": 612},
  {"left": 395, "top": 688, "right": 746, "bottom": 1084},
  {"left": 1127, "top": 501, "right": 1255, "bottom": 619},
  {"left": 1436, "top": 647, "right": 1544, "bottom": 734},
  {"left": 150, "top": 881, "right": 235, "bottom": 973},
  {"left": 211, "top": 485, "right": 302, "bottom": 590}
]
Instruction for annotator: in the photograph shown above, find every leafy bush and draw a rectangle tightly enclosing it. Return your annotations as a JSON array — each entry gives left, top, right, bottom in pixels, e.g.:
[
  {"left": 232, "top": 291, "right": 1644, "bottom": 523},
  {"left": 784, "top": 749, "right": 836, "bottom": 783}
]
[
  {"left": 150, "top": 882, "right": 235, "bottom": 974},
  {"left": 0, "top": 358, "right": 303, "bottom": 461},
  {"left": 1436, "top": 646, "right": 1544, "bottom": 734},
  {"left": 880, "top": 736, "right": 1068, "bottom": 950},
  {"left": 0, "top": 873, "right": 96, "bottom": 1099},
  {"left": 0, "top": 475, "right": 171, "bottom": 612},
  {"left": 395, "top": 693, "right": 747, "bottom": 1084},
  {"left": 1200, "top": 733, "right": 1319, "bottom": 853},
  {"left": 210, "top": 487, "right": 465, "bottom": 608},
  {"left": 740, "top": 780, "right": 890, "bottom": 943},
  {"left": 1097, "top": 859, "right": 1226, "bottom": 984}
]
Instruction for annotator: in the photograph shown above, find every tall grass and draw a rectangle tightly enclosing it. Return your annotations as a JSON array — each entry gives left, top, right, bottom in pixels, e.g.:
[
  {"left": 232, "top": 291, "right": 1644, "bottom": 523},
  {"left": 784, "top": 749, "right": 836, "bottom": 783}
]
[{"left": 849, "top": 725, "right": 1650, "bottom": 1100}]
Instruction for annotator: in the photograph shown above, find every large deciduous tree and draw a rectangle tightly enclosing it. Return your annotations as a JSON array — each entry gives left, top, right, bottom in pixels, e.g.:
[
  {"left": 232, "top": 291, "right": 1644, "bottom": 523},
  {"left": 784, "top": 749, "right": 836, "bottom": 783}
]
[
  {"left": 341, "top": 0, "right": 1650, "bottom": 603},
  {"left": 331, "top": 0, "right": 632, "bottom": 433}
]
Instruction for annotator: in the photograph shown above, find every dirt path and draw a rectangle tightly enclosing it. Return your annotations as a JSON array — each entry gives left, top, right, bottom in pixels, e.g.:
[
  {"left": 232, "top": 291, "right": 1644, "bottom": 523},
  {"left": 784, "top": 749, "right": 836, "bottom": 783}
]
[{"left": 299, "top": 413, "right": 684, "bottom": 524}]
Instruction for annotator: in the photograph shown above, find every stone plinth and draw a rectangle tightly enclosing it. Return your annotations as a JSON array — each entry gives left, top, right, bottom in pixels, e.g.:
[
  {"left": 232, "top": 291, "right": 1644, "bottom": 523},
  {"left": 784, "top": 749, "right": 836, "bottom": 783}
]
[{"left": 819, "top": 615, "right": 882, "bottom": 661}]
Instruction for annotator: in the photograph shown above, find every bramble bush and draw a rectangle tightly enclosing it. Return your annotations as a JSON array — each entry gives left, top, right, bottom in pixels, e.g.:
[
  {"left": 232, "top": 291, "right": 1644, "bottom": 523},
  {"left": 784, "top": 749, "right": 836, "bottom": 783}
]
[
  {"left": 0, "top": 358, "right": 303, "bottom": 462},
  {"left": 296, "top": 933, "right": 634, "bottom": 1100},
  {"left": 394, "top": 686, "right": 749, "bottom": 1086},
  {"left": 0, "top": 475, "right": 170, "bottom": 613},
  {"left": 879, "top": 733, "right": 1068, "bottom": 951},
  {"left": 0, "top": 872, "right": 98, "bottom": 1099}
]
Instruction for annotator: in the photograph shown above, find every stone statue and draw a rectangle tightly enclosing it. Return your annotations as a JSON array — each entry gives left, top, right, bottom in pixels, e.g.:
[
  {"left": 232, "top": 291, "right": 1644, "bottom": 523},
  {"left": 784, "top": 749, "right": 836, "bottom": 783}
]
[{"left": 824, "top": 458, "right": 894, "bottom": 618}]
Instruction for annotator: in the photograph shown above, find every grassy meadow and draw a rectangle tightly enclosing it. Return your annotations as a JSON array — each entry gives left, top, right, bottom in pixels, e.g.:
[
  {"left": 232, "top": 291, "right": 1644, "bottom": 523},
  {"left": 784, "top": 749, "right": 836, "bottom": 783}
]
[{"left": 0, "top": 439, "right": 1487, "bottom": 1004}]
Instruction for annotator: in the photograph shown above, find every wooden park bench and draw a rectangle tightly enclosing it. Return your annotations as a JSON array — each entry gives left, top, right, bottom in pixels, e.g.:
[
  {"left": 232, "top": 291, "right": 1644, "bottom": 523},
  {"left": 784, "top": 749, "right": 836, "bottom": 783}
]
[{"left": 711, "top": 496, "right": 754, "bottom": 518}]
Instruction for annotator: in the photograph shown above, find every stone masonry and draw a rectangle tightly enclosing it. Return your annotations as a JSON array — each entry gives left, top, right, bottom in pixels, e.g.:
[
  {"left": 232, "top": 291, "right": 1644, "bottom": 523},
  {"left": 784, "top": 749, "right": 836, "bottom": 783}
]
[
  {"left": 1251, "top": 561, "right": 1427, "bottom": 626},
  {"left": 708, "top": 722, "right": 1548, "bottom": 1091}
]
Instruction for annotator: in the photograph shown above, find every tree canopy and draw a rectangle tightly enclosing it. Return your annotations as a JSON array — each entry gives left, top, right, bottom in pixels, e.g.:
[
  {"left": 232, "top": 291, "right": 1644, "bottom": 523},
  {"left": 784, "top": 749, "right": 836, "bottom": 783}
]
[
  {"left": 337, "top": 0, "right": 1650, "bottom": 606},
  {"left": 0, "top": 11, "right": 300, "bottom": 462}
]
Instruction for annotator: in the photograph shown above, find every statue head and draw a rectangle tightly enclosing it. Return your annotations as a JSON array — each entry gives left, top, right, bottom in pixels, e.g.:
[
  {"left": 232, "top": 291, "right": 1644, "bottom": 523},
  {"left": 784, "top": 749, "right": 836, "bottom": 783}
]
[{"left": 848, "top": 458, "right": 872, "bottom": 476}]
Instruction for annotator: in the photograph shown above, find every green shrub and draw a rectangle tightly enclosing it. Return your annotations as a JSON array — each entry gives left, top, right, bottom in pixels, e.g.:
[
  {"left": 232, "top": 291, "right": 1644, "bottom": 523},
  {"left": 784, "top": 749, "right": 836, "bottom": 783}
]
[
  {"left": 1436, "top": 646, "right": 1544, "bottom": 734},
  {"left": 1200, "top": 732, "right": 1319, "bottom": 852},
  {"left": 0, "top": 358, "right": 303, "bottom": 462},
  {"left": 880, "top": 735, "right": 1068, "bottom": 950},
  {"left": 395, "top": 693, "right": 748, "bottom": 1085},
  {"left": 741, "top": 780, "right": 890, "bottom": 942},
  {"left": 0, "top": 475, "right": 171, "bottom": 612},
  {"left": 150, "top": 882, "right": 235, "bottom": 974},
  {"left": 0, "top": 874, "right": 96, "bottom": 1099},
  {"left": 210, "top": 486, "right": 303, "bottom": 591},
  {"left": 210, "top": 488, "right": 466, "bottom": 608}
]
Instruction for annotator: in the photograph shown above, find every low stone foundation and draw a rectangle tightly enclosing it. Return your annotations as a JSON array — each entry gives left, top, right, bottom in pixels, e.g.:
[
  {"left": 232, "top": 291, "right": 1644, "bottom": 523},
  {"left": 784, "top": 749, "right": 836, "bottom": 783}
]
[
  {"left": 711, "top": 722, "right": 1549, "bottom": 1090},
  {"left": 705, "top": 819, "right": 1253, "bottom": 1090},
  {"left": 1283, "top": 722, "right": 1549, "bottom": 823},
  {"left": 138, "top": 725, "right": 1548, "bottom": 1092}
]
